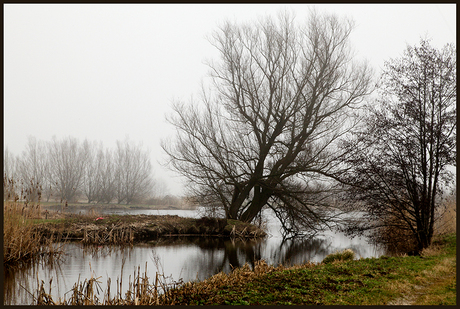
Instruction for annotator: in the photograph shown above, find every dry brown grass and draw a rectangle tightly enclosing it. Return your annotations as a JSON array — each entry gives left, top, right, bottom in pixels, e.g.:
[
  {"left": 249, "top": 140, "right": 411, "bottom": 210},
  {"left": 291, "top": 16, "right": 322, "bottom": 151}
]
[
  {"left": 28, "top": 259, "right": 293, "bottom": 305},
  {"left": 3, "top": 176, "right": 65, "bottom": 266},
  {"left": 376, "top": 194, "right": 456, "bottom": 255},
  {"left": 4, "top": 200, "right": 43, "bottom": 264},
  {"left": 376, "top": 211, "right": 418, "bottom": 254},
  {"left": 420, "top": 243, "right": 443, "bottom": 257},
  {"left": 421, "top": 256, "right": 456, "bottom": 279},
  {"left": 434, "top": 195, "right": 456, "bottom": 236}
]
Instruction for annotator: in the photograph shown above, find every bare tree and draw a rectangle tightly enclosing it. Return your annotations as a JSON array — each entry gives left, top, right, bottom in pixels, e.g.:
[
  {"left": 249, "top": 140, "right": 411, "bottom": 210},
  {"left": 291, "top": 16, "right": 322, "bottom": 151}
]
[
  {"left": 3, "top": 147, "right": 20, "bottom": 201},
  {"left": 3, "top": 147, "right": 19, "bottom": 181},
  {"left": 96, "top": 148, "right": 117, "bottom": 204},
  {"left": 81, "top": 139, "right": 104, "bottom": 203},
  {"left": 114, "top": 139, "right": 154, "bottom": 204},
  {"left": 151, "top": 178, "right": 169, "bottom": 198},
  {"left": 339, "top": 39, "right": 456, "bottom": 252},
  {"left": 48, "top": 136, "right": 86, "bottom": 202},
  {"left": 16, "top": 136, "right": 50, "bottom": 202},
  {"left": 163, "top": 10, "right": 373, "bottom": 236}
]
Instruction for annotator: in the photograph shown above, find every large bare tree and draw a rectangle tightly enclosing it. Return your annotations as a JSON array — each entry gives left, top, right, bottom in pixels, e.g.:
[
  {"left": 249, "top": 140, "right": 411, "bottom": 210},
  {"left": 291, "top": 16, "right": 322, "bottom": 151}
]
[
  {"left": 339, "top": 39, "right": 456, "bottom": 252},
  {"left": 163, "top": 11, "right": 373, "bottom": 236}
]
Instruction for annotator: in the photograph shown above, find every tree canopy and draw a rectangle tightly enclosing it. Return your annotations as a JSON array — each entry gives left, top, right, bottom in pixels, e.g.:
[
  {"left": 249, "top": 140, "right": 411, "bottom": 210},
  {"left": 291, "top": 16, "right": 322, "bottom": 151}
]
[
  {"left": 339, "top": 39, "right": 456, "bottom": 251},
  {"left": 163, "top": 11, "right": 373, "bottom": 237}
]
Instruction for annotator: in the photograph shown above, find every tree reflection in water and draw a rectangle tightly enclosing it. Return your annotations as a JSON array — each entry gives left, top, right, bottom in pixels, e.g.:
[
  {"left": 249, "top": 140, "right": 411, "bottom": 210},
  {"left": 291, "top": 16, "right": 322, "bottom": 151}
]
[
  {"left": 180, "top": 235, "right": 332, "bottom": 280},
  {"left": 3, "top": 257, "right": 66, "bottom": 305}
]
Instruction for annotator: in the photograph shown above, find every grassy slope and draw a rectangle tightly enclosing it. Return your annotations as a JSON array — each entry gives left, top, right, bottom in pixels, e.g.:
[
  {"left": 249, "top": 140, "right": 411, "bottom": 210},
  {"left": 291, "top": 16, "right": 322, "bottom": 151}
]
[{"left": 165, "top": 234, "right": 456, "bottom": 305}]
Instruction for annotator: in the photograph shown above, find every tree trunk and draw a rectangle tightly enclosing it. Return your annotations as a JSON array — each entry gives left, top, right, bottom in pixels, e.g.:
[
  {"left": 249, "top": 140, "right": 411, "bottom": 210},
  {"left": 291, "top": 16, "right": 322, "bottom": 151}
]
[{"left": 239, "top": 186, "right": 270, "bottom": 222}]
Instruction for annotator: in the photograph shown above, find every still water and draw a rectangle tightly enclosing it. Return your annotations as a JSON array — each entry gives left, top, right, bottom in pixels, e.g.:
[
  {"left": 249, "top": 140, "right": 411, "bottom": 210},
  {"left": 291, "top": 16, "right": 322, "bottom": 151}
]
[{"left": 4, "top": 208, "right": 385, "bottom": 305}]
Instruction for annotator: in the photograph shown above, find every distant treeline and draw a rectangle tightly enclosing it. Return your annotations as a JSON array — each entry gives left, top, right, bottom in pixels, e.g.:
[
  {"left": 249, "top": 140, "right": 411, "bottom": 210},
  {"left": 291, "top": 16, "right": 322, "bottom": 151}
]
[{"left": 3, "top": 136, "right": 168, "bottom": 205}]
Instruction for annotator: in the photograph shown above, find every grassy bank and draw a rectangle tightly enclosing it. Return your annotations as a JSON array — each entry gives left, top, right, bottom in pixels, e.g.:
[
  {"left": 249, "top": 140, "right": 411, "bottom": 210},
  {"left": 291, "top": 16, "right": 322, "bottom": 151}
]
[
  {"left": 31, "top": 233, "right": 456, "bottom": 305},
  {"left": 158, "top": 233, "right": 456, "bottom": 305}
]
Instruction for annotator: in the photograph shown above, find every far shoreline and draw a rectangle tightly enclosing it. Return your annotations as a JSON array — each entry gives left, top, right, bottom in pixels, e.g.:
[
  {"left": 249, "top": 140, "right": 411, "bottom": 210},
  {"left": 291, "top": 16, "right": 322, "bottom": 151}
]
[{"left": 40, "top": 201, "right": 199, "bottom": 211}]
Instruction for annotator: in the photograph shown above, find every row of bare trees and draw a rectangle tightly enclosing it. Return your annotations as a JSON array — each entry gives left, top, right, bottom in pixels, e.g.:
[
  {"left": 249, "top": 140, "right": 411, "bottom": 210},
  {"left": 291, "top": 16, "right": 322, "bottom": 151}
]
[{"left": 4, "top": 137, "right": 155, "bottom": 204}]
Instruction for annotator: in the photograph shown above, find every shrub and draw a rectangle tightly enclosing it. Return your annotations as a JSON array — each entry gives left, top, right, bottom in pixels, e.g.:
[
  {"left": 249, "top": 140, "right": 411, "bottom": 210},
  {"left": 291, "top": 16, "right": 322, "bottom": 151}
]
[
  {"left": 374, "top": 211, "right": 419, "bottom": 255},
  {"left": 322, "top": 249, "right": 355, "bottom": 264}
]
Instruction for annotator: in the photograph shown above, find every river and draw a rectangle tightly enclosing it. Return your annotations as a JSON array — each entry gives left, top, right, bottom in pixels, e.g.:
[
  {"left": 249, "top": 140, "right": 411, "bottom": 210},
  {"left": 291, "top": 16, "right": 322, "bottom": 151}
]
[{"left": 3, "top": 207, "right": 385, "bottom": 305}]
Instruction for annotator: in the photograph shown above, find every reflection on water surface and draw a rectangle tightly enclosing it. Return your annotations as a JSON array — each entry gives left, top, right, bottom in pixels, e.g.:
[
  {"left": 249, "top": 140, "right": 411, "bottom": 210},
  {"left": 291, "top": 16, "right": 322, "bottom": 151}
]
[{"left": 4, "top": 208, "right": 384, "bottom": 305}]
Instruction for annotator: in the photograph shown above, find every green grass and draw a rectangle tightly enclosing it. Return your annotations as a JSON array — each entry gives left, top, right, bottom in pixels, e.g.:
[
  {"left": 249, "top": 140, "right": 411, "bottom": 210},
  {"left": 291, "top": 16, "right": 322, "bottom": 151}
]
[
  {"left": 165, "top": 233, "right": 456, "bottom": 305},
  {"left": 415, "top": 275, "right": 456, "bottom": 305},
  {"left": 28, "top": 218, "right": 67, "bottom": 225}
]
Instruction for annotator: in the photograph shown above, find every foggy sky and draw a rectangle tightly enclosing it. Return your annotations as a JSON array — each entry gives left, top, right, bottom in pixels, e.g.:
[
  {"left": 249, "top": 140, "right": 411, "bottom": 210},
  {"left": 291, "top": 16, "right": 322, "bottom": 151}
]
[{"left": 3, "top": 4, "right": 456, "bottom": 195}]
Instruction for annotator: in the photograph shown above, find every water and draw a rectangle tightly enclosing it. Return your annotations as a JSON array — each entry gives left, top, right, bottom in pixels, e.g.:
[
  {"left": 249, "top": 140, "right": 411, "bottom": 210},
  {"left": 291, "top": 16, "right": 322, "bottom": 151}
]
[{"left": 3, "top": 208, "right": 385, "bottom": 305}]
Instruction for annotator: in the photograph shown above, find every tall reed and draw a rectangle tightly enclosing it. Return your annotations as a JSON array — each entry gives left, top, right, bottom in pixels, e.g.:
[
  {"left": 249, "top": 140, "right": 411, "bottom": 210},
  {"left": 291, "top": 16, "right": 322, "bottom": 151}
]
[
  {"left": 27, "top": 258, "right": 287, "bottom": 305},
  {"left": 434, "top": 194, "right": 456, "bottom": 235},
  {"left": 4, "top": 201, "right": 38, "bottom": 264},
  {"left": 3, "top": 176, "right": 64, "bottom": 266}
]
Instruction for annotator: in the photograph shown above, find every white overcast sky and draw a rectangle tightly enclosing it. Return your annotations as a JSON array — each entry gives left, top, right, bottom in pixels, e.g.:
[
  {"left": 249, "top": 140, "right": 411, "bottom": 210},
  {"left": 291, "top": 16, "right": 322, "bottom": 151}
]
[{"left": 3, "top": 3, "right": 456, "bottom": 195}]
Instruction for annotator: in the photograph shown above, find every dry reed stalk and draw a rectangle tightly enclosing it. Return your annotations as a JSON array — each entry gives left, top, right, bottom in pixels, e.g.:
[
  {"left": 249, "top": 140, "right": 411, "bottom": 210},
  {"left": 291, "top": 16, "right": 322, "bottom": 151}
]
[
  {"left": 28, "top": 258, "right": 297, "bottom": 305},
  {"left": 3, "top": 201, "right": 48, "bottom": 264},
  {"left": 4, "top": 176, "right": 65, "bottom": 266},
  {"left": 434, "top": 197, "right": 456, "bottom": 235},
  {"left": 35, "top": 279, "right": 57, "bottom": 305},
  {"left": 82, "top": 226, "right": 134, "bottom": 245}
]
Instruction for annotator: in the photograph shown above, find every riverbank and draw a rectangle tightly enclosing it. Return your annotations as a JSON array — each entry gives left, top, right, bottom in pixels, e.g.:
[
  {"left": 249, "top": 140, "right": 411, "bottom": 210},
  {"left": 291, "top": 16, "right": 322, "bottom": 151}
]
[
  {"left": 40, "top": 201, "right": 197, "bottom": 211},
  {"left": 33, "top": 211, "right": 266, "bottom": 244},
  {"left": 167, "top": 233, "right": 455, "bottom": 305},
  {"left": 30, "top": 233, "right": 455, "bottom": 305}
]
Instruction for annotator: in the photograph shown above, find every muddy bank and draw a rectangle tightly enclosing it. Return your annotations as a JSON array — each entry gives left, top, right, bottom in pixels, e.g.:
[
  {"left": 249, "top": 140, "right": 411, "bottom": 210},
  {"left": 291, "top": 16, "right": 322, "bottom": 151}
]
[{"left": 34, "top": 213, "right": 266, "bottom": 244}]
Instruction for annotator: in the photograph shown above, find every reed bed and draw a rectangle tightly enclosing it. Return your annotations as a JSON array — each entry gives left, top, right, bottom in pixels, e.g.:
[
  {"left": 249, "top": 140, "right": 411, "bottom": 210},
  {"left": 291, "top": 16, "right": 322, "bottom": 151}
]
[
  {"left": 82, "top": 225, "right": 134, "bottom": 245},
  {"left": 30, "top": 261, "right": 188, "bottom": 305},
  {"left": 27, "top": 258, "right": 286, "bottom": 305},
  {"left": 3, "top": 176, "right": 65, "bottom": 266},
  {"left": 229, "top": 224, "right": 266, "bottom": 239},
  {"left": 4, "top": 201, "right": 42, "bottom": 264}
]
